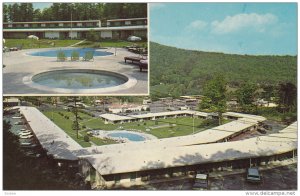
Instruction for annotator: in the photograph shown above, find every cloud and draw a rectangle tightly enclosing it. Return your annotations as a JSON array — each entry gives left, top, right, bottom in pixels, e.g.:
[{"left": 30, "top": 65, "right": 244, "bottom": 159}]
[
  {"left": 211, "top": 13, "right": 278, "bottom": 34},
  {"left": 186, "top": 20, "right": 207, "bottom": 31},
  {"left": 149, "top": 3, "right": 165, "bottom": 10}
]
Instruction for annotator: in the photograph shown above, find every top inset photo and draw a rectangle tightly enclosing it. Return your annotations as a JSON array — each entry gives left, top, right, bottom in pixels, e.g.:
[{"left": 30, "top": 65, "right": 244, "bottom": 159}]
[{"left": 3, "top": 3, "right": 148, "bottom": 95}]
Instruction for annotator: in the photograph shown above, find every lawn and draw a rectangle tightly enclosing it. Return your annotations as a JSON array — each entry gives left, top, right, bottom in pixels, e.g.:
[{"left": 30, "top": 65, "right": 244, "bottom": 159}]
[
  {"left": 77, "top": 40, "right": 147, "bottom": 48},
  {"left": 4, "top": 39, "right": 147, "bottom": 50},
  {"left": 4, "top": 39, "right": 81, "bottom": 49},
  {"left": 43, "top": 110, "right": 91, "bottom": 147},
  {"left": 42, "top": 109, "right": 224, "bottom": 146}
]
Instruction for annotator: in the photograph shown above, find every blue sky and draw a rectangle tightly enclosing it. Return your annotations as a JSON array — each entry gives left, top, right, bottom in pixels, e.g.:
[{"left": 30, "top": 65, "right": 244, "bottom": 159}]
[
  {"left": 150, "top": 3, "right": 297, "bottom": 55},
  {"left": 5, "top": 2, "right": 53, "bottom": 10}
]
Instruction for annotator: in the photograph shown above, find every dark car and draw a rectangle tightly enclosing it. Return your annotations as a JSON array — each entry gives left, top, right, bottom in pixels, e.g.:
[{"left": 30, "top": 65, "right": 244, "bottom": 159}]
[{"left": 193, "top": 173, "right": 209, "bottom": 190}]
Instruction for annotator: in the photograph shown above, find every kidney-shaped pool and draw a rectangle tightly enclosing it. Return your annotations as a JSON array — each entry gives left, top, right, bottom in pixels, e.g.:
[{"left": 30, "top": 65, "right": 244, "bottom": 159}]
[{"left": 27, "top": 48, "right": 113, "bottom": 57}]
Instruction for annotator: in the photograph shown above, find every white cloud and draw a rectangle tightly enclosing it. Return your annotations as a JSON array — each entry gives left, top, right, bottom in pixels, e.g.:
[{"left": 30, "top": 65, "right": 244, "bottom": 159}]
[
  {"left": 211, "top": 13, "right": 278, "bottom": 34},
  {"left": 149, "top": 3, "right": 165, "bottom": 10},
  {"left": 186, "top": 20, "right": 207, "bottom": 31}
]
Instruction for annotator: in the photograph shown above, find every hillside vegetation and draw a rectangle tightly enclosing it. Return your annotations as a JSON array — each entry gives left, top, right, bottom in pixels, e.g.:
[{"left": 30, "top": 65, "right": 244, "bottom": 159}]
[{"left": 150, "top": 42, "right": 297, "bottom": 97}]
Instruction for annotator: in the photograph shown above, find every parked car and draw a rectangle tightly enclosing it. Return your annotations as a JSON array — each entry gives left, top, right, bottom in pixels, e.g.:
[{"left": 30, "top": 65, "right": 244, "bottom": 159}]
[
  {"left": 192, "top": 173, "right": 209, "bottom": 190},
  {"left": 246, "top": 168, "right": 261, "bottom": 183},
  {"left": 127, "top": 36, "right": 142, "bottom": 41}
]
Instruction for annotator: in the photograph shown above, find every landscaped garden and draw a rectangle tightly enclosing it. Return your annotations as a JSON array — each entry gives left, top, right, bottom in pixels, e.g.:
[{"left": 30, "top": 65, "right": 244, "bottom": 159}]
[
  {"left": 4, "top": 38, "right": 147, "bottom": 50},
  {"left": 42, "top": 108, "right": 223, "bottom": 147}
]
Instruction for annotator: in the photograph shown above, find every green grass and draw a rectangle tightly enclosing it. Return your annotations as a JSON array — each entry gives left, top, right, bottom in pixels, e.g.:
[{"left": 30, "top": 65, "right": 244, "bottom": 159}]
[
  {"left": 43, "top": 110, "right": 91, "bottom": 147},
  {"left": 42, "top": 109, "right": 223, "bottom": 146},
  {"left": 4, "top": 39, "right": 81, "bottom": 49},
  {"left": 77, "top": 40, "right": 147, "bottom": 48},
  {"left": 89, "top": 137, "right": 118, "bottom": 146}
]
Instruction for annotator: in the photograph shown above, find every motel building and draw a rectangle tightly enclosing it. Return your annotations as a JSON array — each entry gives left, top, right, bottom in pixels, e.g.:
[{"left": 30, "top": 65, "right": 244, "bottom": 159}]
[
  {"left": 3, "top": 18, "right": 147, "bottom": 40},
  {"left": 10, "top": 106, "right": 297, "bottom": 189}
]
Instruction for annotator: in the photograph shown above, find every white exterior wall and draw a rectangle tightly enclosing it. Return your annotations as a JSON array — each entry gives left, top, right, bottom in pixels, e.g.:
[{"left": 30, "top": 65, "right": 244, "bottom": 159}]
[
  {"left": 69, "top": 31, "right": 78, "bottom": 39},
  {"left": 77, "top": 23, "right": 82, "bottom": 27},
  {"left": 45, "top": 31, "right": 60, "bottom": 39},
  {"left": 41, "top": 23, "right": 46, "bottom": 27},
  {"left": 101, "top": 31, "right": 112, "bottom": 39},
  {"left": 24, "top": 24, "right": 29, "bottom": 27},
  {"left": 8, "top": 24, "right": 12, "bottom": 28},
  {"left": 125, "top": 21, "right": 131, "bottom": 25},
  {"left": 59, "top": 23, "right": 63, "bottom": 27}
]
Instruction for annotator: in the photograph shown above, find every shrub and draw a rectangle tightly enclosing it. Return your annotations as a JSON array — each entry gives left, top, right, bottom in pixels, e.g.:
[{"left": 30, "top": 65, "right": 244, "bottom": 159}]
[
  {"left": 86, "top": 29, "right": 99, "bottom": 42},
  {"left": 83, "top": 135, "right": 90, "bottom": 142},
  {"left": 82, "top": 125, "right": 86, "bottom": 129}
]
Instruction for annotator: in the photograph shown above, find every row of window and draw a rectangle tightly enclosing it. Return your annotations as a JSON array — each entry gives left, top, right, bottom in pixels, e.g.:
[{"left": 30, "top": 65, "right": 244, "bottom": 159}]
[{"left": 3, "top": 20, "right": 147, "bottom": 29}]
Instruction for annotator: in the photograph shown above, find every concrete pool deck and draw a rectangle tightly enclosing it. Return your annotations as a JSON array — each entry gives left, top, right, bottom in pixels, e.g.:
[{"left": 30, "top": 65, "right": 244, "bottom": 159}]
[{"left": 3, "top": 47, "right": 148, "bottom": 95}]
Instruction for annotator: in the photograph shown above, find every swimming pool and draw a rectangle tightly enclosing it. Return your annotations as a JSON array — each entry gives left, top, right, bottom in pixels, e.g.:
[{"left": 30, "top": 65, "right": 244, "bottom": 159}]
[
  {"left": 27, "top": 48, "right": 113, "bottom": 57},
  {"left": 31, "top": 69, "right": 128, "bottom": 89},
  {"left": 107, "top": 132, "right": 146, "bottom": 141}
]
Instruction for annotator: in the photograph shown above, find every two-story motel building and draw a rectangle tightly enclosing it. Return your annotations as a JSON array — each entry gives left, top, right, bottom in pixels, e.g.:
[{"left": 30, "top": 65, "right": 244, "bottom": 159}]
[{"left": 3, "top": 18, "right": 147, "bottom": 40}]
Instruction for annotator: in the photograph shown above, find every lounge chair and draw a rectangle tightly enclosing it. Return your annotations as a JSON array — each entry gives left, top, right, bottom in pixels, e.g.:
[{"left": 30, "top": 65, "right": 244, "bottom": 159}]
[
  {"left": 71, "top": 50, "right": 80, "bottom": 61},
  {"left": 57, "top": 51, "right": 67, "bottom": 61},
  {"left": 139, "top": 60, "right": 148, "bottom": 72},
  {"left": 124, "top": 56, "right": 145, "bottom": 64},
  {"left": 83, "top": 51, "right": 94, "bottom": 61}
]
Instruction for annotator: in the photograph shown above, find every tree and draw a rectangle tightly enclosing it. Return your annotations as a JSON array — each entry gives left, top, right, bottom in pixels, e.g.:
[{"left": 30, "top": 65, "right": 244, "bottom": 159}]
[
  {"left": 86, "top": 29, "right": 99, "bottom": 42},
  {"left": 278, "top": 82, "right": 297, "bottom": 113},
  {"left": 236, "top": 82, "right": 258, "bottom": 113},
  {"left": 199, "top": 74, "right": 227, "bottom": 125},
  {"left": 71, "top": 97, "right": 81, "bottom": 139}
]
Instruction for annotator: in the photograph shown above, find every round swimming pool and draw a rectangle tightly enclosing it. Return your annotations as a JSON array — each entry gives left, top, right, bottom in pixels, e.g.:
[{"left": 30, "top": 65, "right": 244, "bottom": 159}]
[
  {"left": 107, "top": 132, "right": 146, "bottom": 141},
  {"left": 31, "top": 69, "right": 128, "bottom": 89},
  {"left": 27, "top": 48, "right": 113, "bottom": 57}
]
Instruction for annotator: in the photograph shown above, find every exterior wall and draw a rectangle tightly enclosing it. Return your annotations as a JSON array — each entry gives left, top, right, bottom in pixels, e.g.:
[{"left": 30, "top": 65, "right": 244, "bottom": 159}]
[
  {"left": 94, "top": 150, "right": 296, "bottom": 189},
  {"left": 45, "top": 31, "right": 60, "bottom": 39},
  {"left": 69, "top": 31, "right": 78, "bottom": 39},
  {"left": 101, "top": 31, "right": 112, "bottom": 39}
]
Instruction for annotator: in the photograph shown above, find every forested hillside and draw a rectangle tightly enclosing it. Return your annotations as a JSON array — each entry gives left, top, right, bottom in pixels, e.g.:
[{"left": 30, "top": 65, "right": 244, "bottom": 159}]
[
  {"left": 150, "top": 42, "right": 297, "bottom": 97},
  {"left": 3, "top": 3, "right": 147, "bottom": 22}
]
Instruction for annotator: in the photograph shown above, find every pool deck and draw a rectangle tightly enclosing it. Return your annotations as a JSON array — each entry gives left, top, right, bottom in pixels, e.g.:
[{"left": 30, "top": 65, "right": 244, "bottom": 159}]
[{"left": 3, "top": 47, "right": 148, "bottom": 95}]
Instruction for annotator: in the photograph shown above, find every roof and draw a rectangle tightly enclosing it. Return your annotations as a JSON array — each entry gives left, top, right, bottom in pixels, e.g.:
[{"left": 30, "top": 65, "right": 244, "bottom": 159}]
[
  {"left": 3, "top": 25, "right": 147, "bottom": 32},
  {"left": 107, "top": 18, "right": 147, "bottom": 22},
  {"left": 99, "top": 110, "right": 208, "bottom": 122},
  {"left": 3, "top": 18, "right": 146, "bottom": 24},
  {"left": 223, "top": 112, "right": 266, "bottom": 122},
  {"left": 80, "top": 122, "right": 297, "bottom": 175},
  {"left": 4, "top": 98, "right": 20, "bottom": 103},
  {"left": 18, "top": 106, "right": 82, "bottom": 160}
]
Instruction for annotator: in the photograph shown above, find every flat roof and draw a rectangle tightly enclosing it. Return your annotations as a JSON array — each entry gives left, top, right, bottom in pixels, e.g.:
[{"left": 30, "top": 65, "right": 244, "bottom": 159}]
[
  {"left": 3, "top": 18, "right": 147, "bottom": 24},
  {"left": 223, "top": 112, "right": 266, "bottom": 122},
  {"left": 107, "top": 18, "right": 147, "bottom": 22},
  {"left": 80, "top": 122, "right": 297, "bottom": 175},
  {"left": 19, "top": 106, "right": 82, "bottom": 160},
  {"left": 3, "top": 25, "right": 147, "bottom": 32},
  {"left": 73, "top": 117, "right": 263, "bottom": 157},
  {"left": 4, "top": 98, "right": 20, "bottom": 103},
  {"left": 99, "top": 110, "right": 208, "bottom": 122}
]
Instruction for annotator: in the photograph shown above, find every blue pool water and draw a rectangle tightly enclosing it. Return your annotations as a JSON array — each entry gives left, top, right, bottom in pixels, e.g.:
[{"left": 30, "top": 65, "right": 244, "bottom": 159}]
[
  {"left": 107, "top": 132, "right": 146, "bottom": 141},
  {"left": 28, "top": 48, "right": 113, "bottom": 57},
  {"left": 32, "top": 70, "right": 127, "bottom": 89}
]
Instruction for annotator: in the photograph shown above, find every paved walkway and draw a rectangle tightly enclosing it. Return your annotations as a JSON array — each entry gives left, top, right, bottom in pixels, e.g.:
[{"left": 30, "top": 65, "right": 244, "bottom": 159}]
[{"left": 68, "top": 40, "right": 86, "bottom": 47}]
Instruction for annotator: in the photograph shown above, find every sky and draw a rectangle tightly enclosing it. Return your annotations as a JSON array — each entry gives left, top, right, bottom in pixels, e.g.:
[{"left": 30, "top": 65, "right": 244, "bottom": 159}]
[
  {"left": 5, "top": 2, "right": 53, "bottom": 10},
  {"left": 150, "top": 3, "right": 297, "bottom": 55}
]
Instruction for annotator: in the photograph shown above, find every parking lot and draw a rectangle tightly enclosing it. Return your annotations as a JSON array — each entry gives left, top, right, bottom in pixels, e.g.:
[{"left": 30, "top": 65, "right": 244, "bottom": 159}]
[{"left": 125, "top": 163, "right": 297, "bottom": 190}]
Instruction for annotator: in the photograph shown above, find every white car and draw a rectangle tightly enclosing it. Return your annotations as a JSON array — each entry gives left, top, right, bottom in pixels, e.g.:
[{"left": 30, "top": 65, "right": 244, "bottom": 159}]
[{"left": 127, "top": 36, "right": 142, "bottom": 41}]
